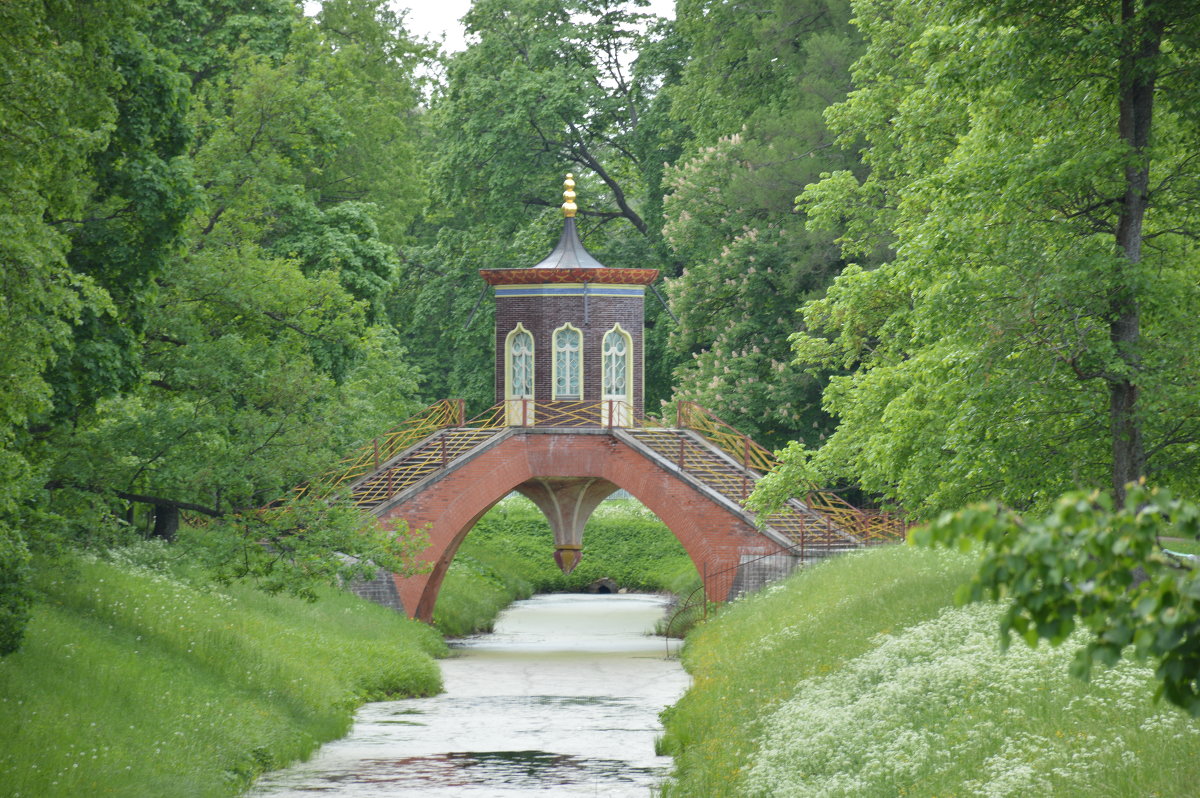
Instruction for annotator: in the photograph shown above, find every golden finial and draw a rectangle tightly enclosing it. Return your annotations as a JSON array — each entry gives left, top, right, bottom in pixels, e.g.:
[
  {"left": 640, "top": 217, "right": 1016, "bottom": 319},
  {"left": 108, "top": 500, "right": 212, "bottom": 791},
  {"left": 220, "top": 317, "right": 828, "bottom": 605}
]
[{"left": 562, "top": 173, "right": 577, "bottom": 218}]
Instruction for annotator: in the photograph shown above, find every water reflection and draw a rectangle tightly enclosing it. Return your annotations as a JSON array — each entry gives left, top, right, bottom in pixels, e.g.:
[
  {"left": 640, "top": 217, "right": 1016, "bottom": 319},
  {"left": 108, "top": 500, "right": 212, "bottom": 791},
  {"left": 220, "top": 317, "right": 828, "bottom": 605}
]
[{"left": 251, "top": 594, "right": 688, "bottom": 796}]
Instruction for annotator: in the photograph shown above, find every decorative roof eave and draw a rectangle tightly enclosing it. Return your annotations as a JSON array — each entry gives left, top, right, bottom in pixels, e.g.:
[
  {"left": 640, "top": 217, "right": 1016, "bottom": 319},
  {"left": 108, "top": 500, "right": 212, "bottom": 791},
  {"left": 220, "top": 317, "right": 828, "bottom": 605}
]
[{"left": 479, "top": 267, "right": 659, "bottom": 286}]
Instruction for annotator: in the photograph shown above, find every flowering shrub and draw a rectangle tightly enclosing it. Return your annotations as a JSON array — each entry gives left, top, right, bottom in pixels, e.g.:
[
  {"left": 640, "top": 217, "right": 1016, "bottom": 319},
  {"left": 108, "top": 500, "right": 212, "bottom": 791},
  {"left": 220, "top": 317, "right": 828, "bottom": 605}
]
[{"left": 746, "top": 601, "right": 1200, "bottom": 796}]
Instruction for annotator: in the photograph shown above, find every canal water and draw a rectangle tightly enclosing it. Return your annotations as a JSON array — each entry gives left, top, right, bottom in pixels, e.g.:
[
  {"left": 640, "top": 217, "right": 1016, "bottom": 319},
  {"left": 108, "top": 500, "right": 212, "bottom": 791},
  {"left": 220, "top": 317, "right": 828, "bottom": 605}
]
[{"left": 250, "top": 593, "right": 689, "bottom": 796}]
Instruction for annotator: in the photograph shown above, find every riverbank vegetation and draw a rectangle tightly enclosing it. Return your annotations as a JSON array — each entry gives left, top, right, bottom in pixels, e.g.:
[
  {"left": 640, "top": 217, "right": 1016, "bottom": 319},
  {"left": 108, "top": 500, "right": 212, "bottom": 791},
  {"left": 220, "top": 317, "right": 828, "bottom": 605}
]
[
  {"left": 660, "top": 545, "right": 1200, "bottom": 797},
  {"left": 0, "top": 545, "right": 445, "bottom": 798},
  {"left": 434, "top": 497, "right": 698, "bottom": 636}
]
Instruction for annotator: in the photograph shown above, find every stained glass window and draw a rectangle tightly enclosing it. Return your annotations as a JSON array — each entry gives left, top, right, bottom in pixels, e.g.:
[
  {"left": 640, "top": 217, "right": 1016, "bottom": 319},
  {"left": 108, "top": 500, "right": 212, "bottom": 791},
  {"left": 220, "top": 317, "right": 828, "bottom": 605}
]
[
  {"left": 553, "top": 325, "right": 582, "bottom": 399},
  {"left": 603, "top": 327, "right": 629, "bottom": 397},
  {"left": 509, "top": 327, "right": 533, "bottom": 398}
]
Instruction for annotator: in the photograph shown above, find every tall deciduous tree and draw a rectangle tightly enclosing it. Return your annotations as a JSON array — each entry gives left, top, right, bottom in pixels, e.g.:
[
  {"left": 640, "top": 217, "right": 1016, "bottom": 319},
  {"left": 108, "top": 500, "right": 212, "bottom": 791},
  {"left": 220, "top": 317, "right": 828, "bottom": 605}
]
[
  {"left": 662, "top": 0, "right": 861, "bottom": 446},
  {"left": 438, "top": 0, "right": 671, "bottom": 232},
  {"left": 767, "top": 0, "right": 1200, "bottom": 515},
  {"left": 43, "top": 0, "right": 433, "bottom": 594},
  {"left": 44, "top": 15, "right": 195, "bottom": 421},
  {"left": 0, "top": 0, "right": 193, "bottom": 652}
]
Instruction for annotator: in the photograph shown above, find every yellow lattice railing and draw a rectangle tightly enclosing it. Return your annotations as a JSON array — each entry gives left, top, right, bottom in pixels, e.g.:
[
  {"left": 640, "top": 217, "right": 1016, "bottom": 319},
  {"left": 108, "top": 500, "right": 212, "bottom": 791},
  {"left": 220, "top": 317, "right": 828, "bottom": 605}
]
[
  {"left": 296, "top": 399, "right": 465, "bottom": 500},
  {"left": 675, "top": 401, "right": 906, "bottom": 544},
  {"left": 677, "top": 401, "right": 776, "bottom": 473},
  {"left": 464, "top": 399, "right": 650, "bottom": 430}
]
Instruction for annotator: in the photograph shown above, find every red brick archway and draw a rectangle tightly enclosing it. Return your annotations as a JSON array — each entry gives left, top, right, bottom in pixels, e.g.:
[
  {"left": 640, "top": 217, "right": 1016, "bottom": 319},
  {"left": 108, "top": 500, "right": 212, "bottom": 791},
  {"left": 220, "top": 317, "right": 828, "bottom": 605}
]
[{"left": 376, "top": 429, "right": 774, "bottom": 621}]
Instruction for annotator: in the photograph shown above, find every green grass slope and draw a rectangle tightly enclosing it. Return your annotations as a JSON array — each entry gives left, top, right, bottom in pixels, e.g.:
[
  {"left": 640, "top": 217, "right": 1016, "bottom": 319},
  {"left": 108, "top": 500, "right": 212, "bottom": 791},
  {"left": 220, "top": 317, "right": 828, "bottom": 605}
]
[
  {"left": 0, "top": 548, "right": 446, "bottom": 798},
  {"left": 660, "top": 545, "right": 1200, "bottom": 797}
]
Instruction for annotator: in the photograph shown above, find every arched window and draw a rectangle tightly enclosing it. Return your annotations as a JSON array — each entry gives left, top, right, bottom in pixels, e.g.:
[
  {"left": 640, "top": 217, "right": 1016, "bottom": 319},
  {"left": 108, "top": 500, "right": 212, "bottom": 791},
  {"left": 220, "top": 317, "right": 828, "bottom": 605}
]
[
  {"left": 505, "top": 324, "right": 535, "bottom": 425},
  {"left": 601, "top": 324, "right": 633, "bottom": 426},
  {"left": 552, "top": 324, "right": 582, "bottom": 400}
]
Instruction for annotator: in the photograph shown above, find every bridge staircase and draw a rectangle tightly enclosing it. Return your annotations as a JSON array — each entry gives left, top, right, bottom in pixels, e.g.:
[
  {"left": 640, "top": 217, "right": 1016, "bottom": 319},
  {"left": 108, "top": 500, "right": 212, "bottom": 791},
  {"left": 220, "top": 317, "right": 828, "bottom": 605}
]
[
  {"left": 620, "top": 427, "right": 857, "bottom": 562},
  {"left": 629, "top": 402, "right": 902, "bottom": 558},
  {"left": 346, "top": 427, "right": 504, "bottom": 510},
  {"left": 299, "top": 399, "right": 904, "bottom": 543},
  {"left": 296, "top": 400, "right": 505, "bottom": 512}
]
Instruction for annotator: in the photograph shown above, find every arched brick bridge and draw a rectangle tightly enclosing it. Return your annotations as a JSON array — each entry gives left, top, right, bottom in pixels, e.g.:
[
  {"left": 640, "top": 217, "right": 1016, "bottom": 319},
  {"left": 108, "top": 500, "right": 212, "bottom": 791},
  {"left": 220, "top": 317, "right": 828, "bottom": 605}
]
[{"left": 307, "top": 400, "right": 905, "bottom": 622}]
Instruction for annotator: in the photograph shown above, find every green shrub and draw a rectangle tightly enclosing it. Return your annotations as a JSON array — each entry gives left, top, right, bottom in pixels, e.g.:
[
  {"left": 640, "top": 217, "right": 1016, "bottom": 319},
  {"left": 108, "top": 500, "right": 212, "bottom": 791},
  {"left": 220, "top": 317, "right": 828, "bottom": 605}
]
[{"left": 0, "top": 524, "right": 31, "bottom": 656}]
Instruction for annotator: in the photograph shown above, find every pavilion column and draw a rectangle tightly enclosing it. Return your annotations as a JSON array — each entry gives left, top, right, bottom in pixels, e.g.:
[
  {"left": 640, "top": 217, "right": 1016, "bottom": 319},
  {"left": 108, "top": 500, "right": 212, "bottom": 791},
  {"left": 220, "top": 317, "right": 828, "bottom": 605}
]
[{"left": 516, "top": 477, "right": 619, "bottom": 573}]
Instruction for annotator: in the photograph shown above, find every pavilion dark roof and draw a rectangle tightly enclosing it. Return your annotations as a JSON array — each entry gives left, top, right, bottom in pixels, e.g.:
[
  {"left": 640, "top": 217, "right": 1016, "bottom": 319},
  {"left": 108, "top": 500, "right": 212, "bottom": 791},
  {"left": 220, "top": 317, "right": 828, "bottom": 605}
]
[{"left": 531, "top": 217, "right": 606, "bottom": 269}]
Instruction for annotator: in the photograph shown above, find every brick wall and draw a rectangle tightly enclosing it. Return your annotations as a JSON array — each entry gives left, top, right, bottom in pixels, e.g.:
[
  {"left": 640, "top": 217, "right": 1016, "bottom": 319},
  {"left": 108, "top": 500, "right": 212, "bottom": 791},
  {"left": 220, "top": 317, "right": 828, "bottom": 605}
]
[{"left": 347, "top": 569, "right": 406, "bottom": 614}]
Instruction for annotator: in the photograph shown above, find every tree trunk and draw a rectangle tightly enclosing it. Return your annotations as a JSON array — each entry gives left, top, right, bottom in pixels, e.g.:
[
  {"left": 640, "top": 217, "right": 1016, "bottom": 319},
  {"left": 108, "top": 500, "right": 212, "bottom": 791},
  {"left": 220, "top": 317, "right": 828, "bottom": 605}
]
[
  {"left": 1109, "top": 0, "right": 1161, "bottom": 505},
  {"left": 151, "top": 504, "right": 179, "bottom": 542}
]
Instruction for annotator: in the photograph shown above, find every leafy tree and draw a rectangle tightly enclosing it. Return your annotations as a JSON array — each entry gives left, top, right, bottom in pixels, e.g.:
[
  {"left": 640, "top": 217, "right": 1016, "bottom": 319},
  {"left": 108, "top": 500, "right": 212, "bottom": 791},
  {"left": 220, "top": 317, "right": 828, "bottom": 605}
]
[
  {"left": 145, "top": 0, "right": 296, "bottom": 88},
  {"left": 0, "top": 0, "right": 194, "bottom": 652},
  {"left": 661, "top": 0, "right": 861, "bottom": 446},
  {"left": 305, "top": 0, "right": 433, "bottom": 246},
  {"left": 0, "top": 0, "right": 440, "bottom": 646},
  {"left": 42, "top": 0, "right": 432, "bottom": 594},
  {"left": 264, "top": 193, "right": 400, "bottom": 324},
  {"left": 669, "top": 0, "right": 857, "bottom": 143},
  {"left": 769, "top": 0, "right": 1200, "bottom": 516},
  {"left": 749, "top": 0, "right": 1200, "bottom": 717},
  {"left": 45, "top": 18, "right": 195, "bottom": 421},
  {"left": 399, "top": 224, "right": 536, "bottom": 412},
  {"left": 439, "top": 0, "right": 672, "bottom": 232}
]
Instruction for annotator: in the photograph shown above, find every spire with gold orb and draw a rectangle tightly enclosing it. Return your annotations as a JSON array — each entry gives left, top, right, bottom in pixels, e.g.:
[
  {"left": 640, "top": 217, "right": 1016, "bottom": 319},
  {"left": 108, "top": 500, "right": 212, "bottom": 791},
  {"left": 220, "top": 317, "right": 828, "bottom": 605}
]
[{"left": 562, "top": 173, "right": 577, "bottom": 218}]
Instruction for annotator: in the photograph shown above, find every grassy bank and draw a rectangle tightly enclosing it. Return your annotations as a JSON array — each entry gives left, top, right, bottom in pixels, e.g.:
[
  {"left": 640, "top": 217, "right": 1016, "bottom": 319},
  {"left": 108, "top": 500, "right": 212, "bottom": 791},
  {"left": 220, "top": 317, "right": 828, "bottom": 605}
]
[
  {"left": 0, "top": 545, "right": 446, "bottom": 798},
  {"left": 660, "top": 545, "right": 1200, "bottom": 797},
  {"left": 433, "top": 496, "right": 698, "bottom": 636},
  {"left": 0, "top": 496, "right": 695, "bottom": 793}
]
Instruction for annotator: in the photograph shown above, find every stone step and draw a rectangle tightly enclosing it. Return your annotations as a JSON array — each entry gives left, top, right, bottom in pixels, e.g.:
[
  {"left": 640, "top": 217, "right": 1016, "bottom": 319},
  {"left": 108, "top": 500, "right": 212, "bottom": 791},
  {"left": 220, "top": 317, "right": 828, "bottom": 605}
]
[
  {"left": 350, "top": 428, "right": 503, "bottom": 509},
  {"left": 627, "top": 427, "right": 858, "bottom": 551}
]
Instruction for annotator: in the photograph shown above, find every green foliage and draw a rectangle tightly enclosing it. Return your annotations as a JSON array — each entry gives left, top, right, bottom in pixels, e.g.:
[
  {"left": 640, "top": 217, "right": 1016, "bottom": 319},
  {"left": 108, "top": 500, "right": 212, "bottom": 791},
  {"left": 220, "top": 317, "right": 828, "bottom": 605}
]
[
  {"left": 398, "top": 224, "right": 539, "bottom": 412},
  {"left": 438, "top": 0, "right": 671, "bottom": 235},
  {"left": 0, "top": 550, "right": 444, "bottom": 796},
  {"left": 0, "top": 0, "right": 179, "bottom": 653},
  {"left": 306, "top": 0, "right": 432, "bottom": 246},
  {"left": 0, "top": 528, "right": 32, "bottom": 656},
  {"left": 914, "top": 483, "right": 1200, "bottom": 715},
  {"left": 264, "top": 195, "right": 399, "bottom": 322},
  {"left": 176, "top": 501, "right": 431, "bottom": 601},
  {"left": 47, "top": 19, "right": 196, "bottom": 420},
  {"left": 662, "top": 0, "right": 862, "bottom": 446},
  {"left": 145, "top": 0, "right": 297, "bottom": 85},
  {"left": 669, "top": 0, "right": 858, "bottom": 143},
  {"left": 0, "top": 0, "right": 438, "bottom": 652},
  {"left": 786, "top": 0, "right": 1200, "bottom": 514},
  {"left": 744, "top": 439, "right": 822, "bottom": 516}
]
